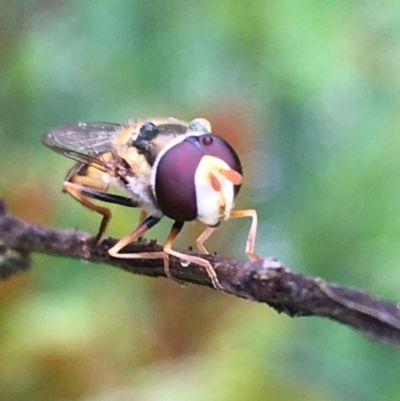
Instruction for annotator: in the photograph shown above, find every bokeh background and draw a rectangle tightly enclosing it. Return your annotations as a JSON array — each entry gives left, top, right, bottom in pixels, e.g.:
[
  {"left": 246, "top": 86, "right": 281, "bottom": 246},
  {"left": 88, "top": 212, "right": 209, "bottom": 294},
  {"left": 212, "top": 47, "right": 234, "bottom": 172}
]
[{"left": 1, "top": 1, "right": 400, "bottom": 400}]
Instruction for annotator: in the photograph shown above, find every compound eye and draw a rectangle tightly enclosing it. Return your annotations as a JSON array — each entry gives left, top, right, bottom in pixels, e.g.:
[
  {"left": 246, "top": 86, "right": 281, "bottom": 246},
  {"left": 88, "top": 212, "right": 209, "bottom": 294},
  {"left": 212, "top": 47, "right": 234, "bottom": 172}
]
[
  {"left": 139, "top": 122, "right": 158, "bottom": 141},
  {"left": 155, "top": 140, "right": 201, "bottom": 221},
  {"left": 154, "top": 134, "right": 243, "bottom": 221},
  {"left": 197, "top": 134, "right": 242, "bottom": 196}
]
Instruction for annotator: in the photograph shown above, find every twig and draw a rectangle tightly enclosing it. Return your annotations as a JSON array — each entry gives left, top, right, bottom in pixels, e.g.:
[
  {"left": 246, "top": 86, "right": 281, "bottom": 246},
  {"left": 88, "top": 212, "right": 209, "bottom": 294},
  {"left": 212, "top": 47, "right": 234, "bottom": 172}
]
[{"left": 1, "top": 198, "right": 400, "bottom": 348}]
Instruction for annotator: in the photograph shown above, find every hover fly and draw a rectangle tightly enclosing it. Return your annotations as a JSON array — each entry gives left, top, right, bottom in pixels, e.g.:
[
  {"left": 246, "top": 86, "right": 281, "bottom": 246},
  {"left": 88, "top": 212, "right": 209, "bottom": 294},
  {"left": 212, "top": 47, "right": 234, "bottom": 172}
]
[{"left": 42, "top": 117, "right": 259, "bottom": 289}]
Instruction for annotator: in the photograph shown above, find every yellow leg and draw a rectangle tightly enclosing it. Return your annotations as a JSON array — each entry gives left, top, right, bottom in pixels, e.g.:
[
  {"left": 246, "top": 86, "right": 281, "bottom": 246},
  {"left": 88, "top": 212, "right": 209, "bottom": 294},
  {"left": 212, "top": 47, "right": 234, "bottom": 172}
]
[
  {"left": 109, "top": 219, "right": 222, "bottom": 289},
  {"left": 63, "top": 181, "right": 111, "bottom": 244},
  {"left": 230, "top": 209, "right": 259, "bottom": 260},
  {"left": 196, "top": 226, "right": 215, "bottom": 254}
]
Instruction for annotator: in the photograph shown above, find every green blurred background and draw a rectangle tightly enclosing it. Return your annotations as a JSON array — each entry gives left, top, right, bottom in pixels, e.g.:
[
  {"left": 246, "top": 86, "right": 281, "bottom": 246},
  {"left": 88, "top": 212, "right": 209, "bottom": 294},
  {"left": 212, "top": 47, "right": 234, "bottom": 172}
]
[{"left": 1, "top": 1, "right": 400, "bottom": 400}]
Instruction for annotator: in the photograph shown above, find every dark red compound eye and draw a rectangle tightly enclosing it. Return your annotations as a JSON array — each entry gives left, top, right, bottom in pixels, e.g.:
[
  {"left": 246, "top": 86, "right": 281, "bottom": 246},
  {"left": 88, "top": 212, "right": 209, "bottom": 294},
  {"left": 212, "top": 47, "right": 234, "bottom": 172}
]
[{"left": 154, "top": 134, "right": 242, "bottom": 222}]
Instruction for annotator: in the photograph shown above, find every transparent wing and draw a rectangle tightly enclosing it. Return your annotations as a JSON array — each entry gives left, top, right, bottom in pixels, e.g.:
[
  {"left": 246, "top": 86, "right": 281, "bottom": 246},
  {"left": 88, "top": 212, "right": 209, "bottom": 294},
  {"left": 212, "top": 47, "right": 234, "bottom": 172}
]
[{"left": 42, "top": 122, "right": 125, "bottom": 167}]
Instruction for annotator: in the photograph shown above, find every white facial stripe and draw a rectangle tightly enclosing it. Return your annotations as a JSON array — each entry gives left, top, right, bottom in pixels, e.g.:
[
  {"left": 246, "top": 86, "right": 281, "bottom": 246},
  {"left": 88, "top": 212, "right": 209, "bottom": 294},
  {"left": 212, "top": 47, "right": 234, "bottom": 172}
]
[{"left": 194, "top": 155, "right": 235, "bottom": 226}]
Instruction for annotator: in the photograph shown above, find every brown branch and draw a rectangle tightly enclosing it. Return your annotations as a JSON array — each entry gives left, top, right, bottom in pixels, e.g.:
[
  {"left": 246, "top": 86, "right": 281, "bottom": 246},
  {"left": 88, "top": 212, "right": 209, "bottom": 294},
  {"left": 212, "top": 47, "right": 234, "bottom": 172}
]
[{"left": 1, "top": 199, "right": 400, "bottom": 349}]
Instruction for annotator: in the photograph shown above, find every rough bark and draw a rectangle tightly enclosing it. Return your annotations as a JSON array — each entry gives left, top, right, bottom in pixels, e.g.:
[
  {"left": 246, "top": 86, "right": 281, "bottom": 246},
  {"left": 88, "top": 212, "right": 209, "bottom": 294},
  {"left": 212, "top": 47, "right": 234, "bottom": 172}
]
[{"left": 1, "top": 199, "right": 399, "bottom": 348}]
